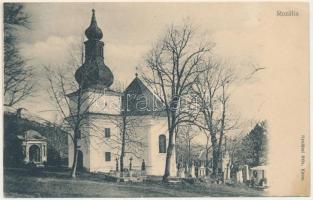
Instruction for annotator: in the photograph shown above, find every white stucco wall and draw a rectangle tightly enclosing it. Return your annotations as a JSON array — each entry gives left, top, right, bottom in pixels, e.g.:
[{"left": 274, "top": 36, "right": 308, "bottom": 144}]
[
  {"left": 68, "top": 89, "right": 121, "bottom": 116},
  {"left": 122, "top": 116, "right": 149, "bottom": 171},
  {"left": 88, "top": 92, "right": 121, "bottom": 115},
  {"left": 87, "top": 115, "right": 149, "bottom": 173},
  {"left": 68, "top": 125, "right": 90, "bottom": 170},
  {"left": 148, "top": 116, "right": 177, "bottom": 176},
  {"left": 88, "top": 116, "right": 120, "bottom": 172},
  {"left": 68, "top": 89, "right": 120, "bottom": 170},
  {"left": 67, "top": 91, "right": 177, "bottom": 177}
]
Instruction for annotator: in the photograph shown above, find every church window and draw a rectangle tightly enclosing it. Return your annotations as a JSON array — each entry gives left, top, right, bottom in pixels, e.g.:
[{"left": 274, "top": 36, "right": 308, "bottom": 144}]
[
  {"left": 105, "top": 152, "right": 111, "bottom": 161},
  {"left": 159, "top": 134, "right": 166, "bottom": 153},
  {"left": 105, "top": 128, "right": 110, "bottom": 138}
]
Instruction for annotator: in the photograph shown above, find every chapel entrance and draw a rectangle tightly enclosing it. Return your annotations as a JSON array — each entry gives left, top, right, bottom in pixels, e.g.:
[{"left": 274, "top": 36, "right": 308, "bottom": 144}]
[
  {"left": 77, "top": 150, "right": 84, "bottom": 171},
  {"left": 29, "top": 145, "right": 41, "bottom": 163}
]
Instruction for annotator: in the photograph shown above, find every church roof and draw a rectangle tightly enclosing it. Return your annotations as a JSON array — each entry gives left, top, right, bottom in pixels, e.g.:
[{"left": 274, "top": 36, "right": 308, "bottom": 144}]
[
  {"left": 122, "top": 75, "right": 166, "bottom": 116},
  {"left": 17, "top": 130, "right": 47, "bottom": 141}
]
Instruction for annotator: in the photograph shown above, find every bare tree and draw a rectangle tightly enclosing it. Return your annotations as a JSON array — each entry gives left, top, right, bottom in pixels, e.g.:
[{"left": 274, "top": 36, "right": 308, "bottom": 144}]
[
  {"left": 45, "top": 36, "right": 104, "bottom": 178},
  {"left": 46, "top": 65, "right": 103, "bottom": 178},
  {"left": 115, "top": 113, "right": 145, "bottom": 176},
  {"left": 102, "top": 99, "right": 145, "bottom": 177},
  {"left": 176, "top": 124, "right": 197, "bottom": 166},
  {"left": 227, "top": 121, "right": 268, "bottom": 170},
  {"left": 114, "top": 82, "right": 154, "bottom": 176},
  {"left": 142, "top": 23, "right": 212, "bottom": 182},
  {"left": 202, "top": 130, "right": 211, "bottom": 176},
  {"left": 193, "top": 58, "right": 236, "bottom": 178},
  {"left": 226, "top": 134, "right": 244, "bottom": 168},
  {"left": 4, "top": 3, "right": 33, "bottom": 106},
  {"left": 80, "top": 81, "right": 147, "bottom": 177},
  {"left": 118, "top": 113, "right": 132, "bottom": 176}
]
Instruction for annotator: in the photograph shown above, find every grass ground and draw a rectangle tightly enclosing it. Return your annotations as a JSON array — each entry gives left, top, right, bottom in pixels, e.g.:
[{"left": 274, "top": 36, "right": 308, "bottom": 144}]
[{"left": 4, "top": 168, "right": 265, "bottom": 197}]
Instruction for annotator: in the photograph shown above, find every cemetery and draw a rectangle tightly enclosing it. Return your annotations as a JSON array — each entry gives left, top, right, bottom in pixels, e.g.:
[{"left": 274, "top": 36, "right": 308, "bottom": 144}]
[
  {"left": 3, "top": 4, "right": 269, "bottom": 197},
  {"left": 4, "top": 167, "right": 264, "bottom": 197},
  {"left": 94, "top": 150, "right": 268, "bottom": 190}
]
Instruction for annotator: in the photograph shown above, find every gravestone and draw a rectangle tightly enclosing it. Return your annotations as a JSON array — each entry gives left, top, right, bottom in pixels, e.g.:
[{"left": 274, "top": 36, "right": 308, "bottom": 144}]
[
  {"left": 178, "top": 167, "right": 185, "bottom": 178},
  {"left": 237, "top": 170, "right": 243, "bottom": 183},
  {"left": 185, "top": 165, "right": 189, "bottom": 177},
  {"left": 223, "top": 164, "right": 231, "bottom": 181},
  {"left": 242, "top": 165, "right": 250, "bottom": 182}
]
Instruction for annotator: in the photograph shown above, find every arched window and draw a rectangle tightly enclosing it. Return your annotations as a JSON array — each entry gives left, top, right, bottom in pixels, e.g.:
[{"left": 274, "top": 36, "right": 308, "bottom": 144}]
[{"left": 159, "top": 134, "right": 166, "bottom": 153}]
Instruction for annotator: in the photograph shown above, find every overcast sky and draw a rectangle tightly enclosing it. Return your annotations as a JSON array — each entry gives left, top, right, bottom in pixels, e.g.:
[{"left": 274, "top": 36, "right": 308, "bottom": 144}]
[
  {"left": 16, "top": 3, "right": 270, "bottom": 127},
  {"left": 15, "top": 2, "right": 308, "bottom": 138}
]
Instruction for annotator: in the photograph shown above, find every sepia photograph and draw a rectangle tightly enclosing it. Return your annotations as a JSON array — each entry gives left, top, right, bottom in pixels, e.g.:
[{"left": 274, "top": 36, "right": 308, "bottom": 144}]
[{"left": 2, "top": 2, "right": 310, "bottom": 197}]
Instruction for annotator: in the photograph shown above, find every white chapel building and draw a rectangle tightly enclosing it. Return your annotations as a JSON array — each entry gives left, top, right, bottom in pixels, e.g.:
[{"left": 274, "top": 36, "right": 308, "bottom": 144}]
[{"left": 67, "top": 9, "right": 176, "bottom": 176}]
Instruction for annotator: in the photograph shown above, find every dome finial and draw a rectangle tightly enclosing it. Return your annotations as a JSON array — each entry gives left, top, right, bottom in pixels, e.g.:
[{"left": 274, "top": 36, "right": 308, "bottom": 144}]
[
  {"left": 91, "top": 9, "right": 96, "bottom": 25},
  {"left": 85, "top": 8, "right": 103, "bottom": 40}
]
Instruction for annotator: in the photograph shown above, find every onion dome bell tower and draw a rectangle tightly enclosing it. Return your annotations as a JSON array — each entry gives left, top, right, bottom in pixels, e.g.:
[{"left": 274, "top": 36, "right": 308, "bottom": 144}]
[{"left": 75, "top": 9, "right": 114, "bottom": 89}]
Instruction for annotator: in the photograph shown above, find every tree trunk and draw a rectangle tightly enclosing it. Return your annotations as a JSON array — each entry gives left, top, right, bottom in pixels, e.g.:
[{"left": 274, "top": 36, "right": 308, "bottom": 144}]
[
  {"left": 205, "top": 136, "right": 209, "bottom": 176},
  {"left": 217, "top": 134, "right": 224, "bottom": 166},
  {"left": 120, "top": 142, "right": 125, "bottom": 177},
  {"left": 163, "top": 143, "right": 174, "bottom": 182},
  {"left": 211, "top": 135, "right": 219, "bottom": 178},
  {"left": 120, "top": 153, "right": 124, "bottom": 177},
  {"left": 188, "top": 140, "right": 191, "bottom": 166},
  {"left": 71, "top": 137, "right": 78, "bottom": 178},
  {"left": 71, "top": 87, "right": 82, "bottom": 179},
  {"left": 162, "top": 129, "right": 174, "bottom": 182},
  {"left": 120, "top": 115, "right": 126, "bottom": 177},
  {"left": 217, "top": 84, "right": 227, "bottom": 169}
]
